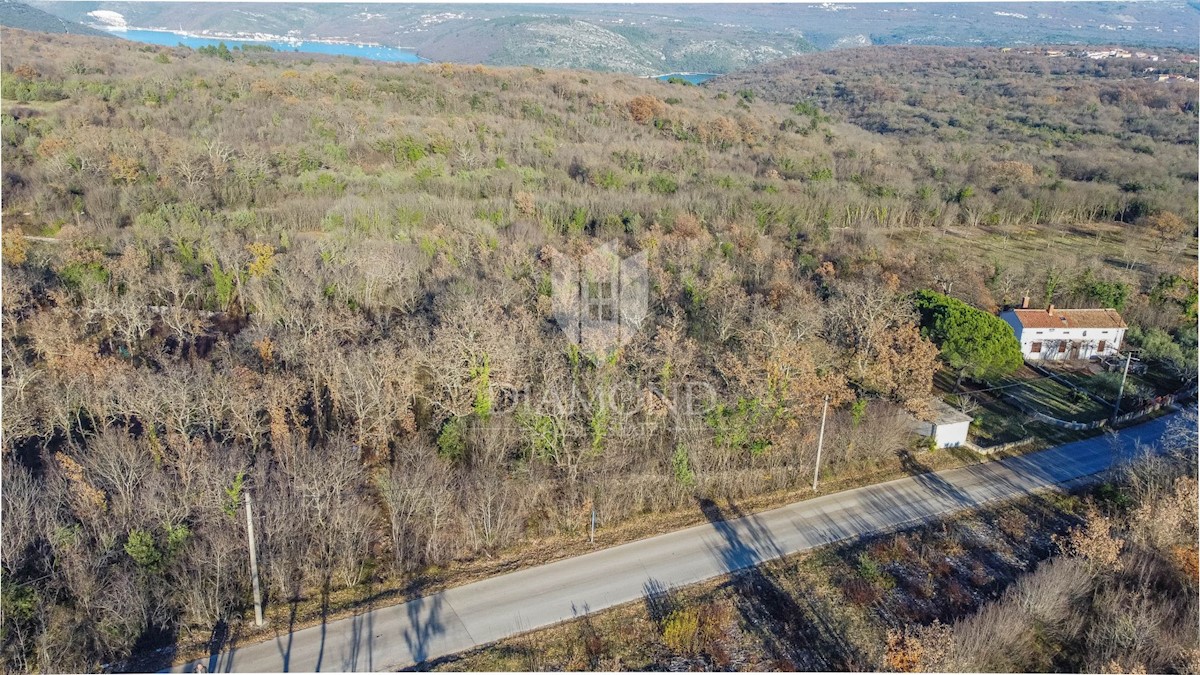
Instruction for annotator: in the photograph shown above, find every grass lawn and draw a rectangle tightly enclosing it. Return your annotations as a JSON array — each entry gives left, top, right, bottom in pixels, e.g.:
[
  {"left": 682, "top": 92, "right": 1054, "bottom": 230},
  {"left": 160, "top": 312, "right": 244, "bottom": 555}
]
[
  {"left": 996, "top": 366, "right": 1111, "bottom": 423},
  {"left": 1037, "top": 363, "right": 1182, "bottom": 415},
  {"left": 964, "top": 392, "right": 1101, "bottom": 449},
  {"left": 933, "top": 368, "right": 1111, "bottom": 448},
  {"left": 1131, "top": 367, "right": 1188, "bottom": 398},
  {"left": 967, "top": 391, "right": 1030, "bottom": 446},
  {"left": 934, "top": 368, "right": 1031, "bottom": 446}
]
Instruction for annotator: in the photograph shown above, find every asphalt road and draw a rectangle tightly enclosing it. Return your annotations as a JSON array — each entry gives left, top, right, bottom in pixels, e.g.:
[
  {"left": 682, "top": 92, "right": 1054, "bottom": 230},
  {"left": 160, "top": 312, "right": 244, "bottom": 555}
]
[{"left": 178, "top": 413, "right": 1181, "bottom": 673}]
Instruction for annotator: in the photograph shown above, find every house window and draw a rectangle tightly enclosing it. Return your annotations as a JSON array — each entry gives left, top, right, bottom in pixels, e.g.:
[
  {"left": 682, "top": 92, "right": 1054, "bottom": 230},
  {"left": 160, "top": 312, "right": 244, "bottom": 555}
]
[
  {"left": 586, "top": 281, "right": 614, "bottom": 321},
  {"left": 1098, "top": 340, "right": 1106, "bottom": 352},
  {"left": 1058, "top": 341, "right": 1068, "bottom": 353},
  {"left": 1030, "top": 342, "right": 1042, "bottom": 353}
]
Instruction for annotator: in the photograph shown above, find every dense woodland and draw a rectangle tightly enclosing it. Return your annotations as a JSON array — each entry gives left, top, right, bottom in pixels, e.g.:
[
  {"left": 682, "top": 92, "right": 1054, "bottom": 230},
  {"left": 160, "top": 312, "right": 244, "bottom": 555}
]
[{"left": 0, "top": 29, "right": 1196, "bottom": 671}]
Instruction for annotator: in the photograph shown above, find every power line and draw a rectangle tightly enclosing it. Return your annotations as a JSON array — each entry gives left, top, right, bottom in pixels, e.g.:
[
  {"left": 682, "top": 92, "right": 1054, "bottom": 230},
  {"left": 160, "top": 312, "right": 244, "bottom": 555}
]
[{"left": 948, "top": 373, "right": 1061, "bottom": 396}]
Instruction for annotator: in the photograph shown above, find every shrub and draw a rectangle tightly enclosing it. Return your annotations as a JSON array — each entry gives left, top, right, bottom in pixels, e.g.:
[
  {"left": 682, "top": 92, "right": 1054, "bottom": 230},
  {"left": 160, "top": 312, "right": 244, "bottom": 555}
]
[
  {"left": 672, "top": 212, "right": 702, "bottom": 238},
  {"left": 513, "top": 191, "right": 536, "bottom": 216},
  {"left": 997, "top": 510, "right": 1029, "bottom": 540},
  {"left": 223, "top": 472, "right": 246, "bottom": 517},
  {"left": 593, "top": 168, "right": 623, "bottom": 190},
  {"left": 809, "top": 167, "right": 834, "bottom": 181},
  {"left": 856, "top": 551, "right": 887, "bottom": 585},
  {"left": 0, "top": 77, "right": 66, "bottom": 102},
  {"left": 2, "top": 229, "right": 28, "bottom": 266},
  {"left": 661, "top": 607, "right": 700, "bottom": 655},
  {"left": 946, "top": 578, "right": 973, "bottom": 608},
  {"left": 671, "top": 445, "right": 695, "bottom": 487},
  {"left": 842, "top": 577, "right": 881, "bottom": 606},
  {"left": 437, "top": 417, "right": 467, "bottom": 461},
  {"left": 1054, "top": 507, "right": 1123, "bottom": 570},
  {"left": 885, "top": 621, "right": 953, "bottom": 672},
  {"left": 648, "top": 174, "right": 678, "bottom": 195},
  {"left": 124, "top": 529, "right": 162, "bottom": 571},
  {"left": 627, "top": 95, "right": 666, "bottom": 124},
  {"left": 58, "top": 261, "right": 110, "bottom": 291}
]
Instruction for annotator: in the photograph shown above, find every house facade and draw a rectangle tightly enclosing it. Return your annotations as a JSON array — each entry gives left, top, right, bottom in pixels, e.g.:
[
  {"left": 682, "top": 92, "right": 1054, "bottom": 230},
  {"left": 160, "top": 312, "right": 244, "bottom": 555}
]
[{"left": 999, "top": 304, "right": 1126, "bottom": 362}]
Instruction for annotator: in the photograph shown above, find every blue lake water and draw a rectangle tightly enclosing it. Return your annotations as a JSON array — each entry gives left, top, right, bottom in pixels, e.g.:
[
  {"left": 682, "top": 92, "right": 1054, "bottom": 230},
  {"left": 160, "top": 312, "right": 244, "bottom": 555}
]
[
  {"left": 656, "top": 73, "right": 718, "bottom": 84},
  {"left": 107, "top": 28, "right": 426, "bottom": 63}
]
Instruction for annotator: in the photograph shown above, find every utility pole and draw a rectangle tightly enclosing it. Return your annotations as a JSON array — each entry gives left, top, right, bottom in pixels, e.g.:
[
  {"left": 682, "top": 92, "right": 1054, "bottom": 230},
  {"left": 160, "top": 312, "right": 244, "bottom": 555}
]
[
  {"left": 589, "top": 508, "right": 595, "bottom": 545},
  {"left": 1111, "top": 350, "right": 1133, "bottom": 424},
  {"left": 812, "top": 395, "right": 829, "bottom": 492},
  {"left": 245, "top": 492, "right": 264, "bottom": 627}
]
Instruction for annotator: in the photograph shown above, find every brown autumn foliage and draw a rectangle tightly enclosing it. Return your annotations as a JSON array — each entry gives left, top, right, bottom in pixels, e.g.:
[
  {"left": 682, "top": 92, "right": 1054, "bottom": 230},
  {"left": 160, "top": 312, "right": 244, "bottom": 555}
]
[
  {"left": 0, "top": 27, "right": 1195, "bottom": 672},
  {"left": 884, "top": 620, "right": 953, "bottom": 672},
  {"left": 627, "top": 94, "right": 666, "bottom": 123},
  {"left": 948, "top": 415, "right": 1199, "bottom": 673},
  {"left": 1053, "top": 507, "right": 1125, "bottom": 570}
]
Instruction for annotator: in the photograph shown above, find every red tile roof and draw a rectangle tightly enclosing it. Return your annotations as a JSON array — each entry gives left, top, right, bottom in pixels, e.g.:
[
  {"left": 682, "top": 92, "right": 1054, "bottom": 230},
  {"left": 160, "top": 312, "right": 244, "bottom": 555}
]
[{"left": 1011, "top": 308, "right": 1126, "bottom": 329}]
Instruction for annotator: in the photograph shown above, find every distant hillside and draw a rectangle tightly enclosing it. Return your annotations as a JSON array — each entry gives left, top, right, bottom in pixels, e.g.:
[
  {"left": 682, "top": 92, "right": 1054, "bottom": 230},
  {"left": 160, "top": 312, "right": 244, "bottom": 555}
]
[
  {"left": 24, "top": 1, "right": 1198, "bottom": 75},
  {"left": 711, "top": 45, "right": 1200, "bottom": 143},
  {"left": 26, "top": 2, "right": 817, "bottom": 75},
  {"left": 0, "top": 0, "right": 109, "bottom": 37}
]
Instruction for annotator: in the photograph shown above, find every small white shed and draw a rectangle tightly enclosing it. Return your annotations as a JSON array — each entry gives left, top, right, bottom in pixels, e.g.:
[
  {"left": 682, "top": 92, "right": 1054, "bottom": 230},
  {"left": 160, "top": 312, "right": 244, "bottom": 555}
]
[{"left": 911, "top": 400, "right": 973, "bottom": 448}]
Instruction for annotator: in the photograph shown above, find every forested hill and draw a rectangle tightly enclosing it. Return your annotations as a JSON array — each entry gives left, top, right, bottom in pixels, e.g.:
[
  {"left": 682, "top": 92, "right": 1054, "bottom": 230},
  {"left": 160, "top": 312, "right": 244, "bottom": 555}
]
[
  {"left": 711, "top": 47, "right": 1197, "bottom": 207},
  {"left": 1, "top": 27, "right": 1196, "bottom": 672},
  {"left": 711, "top": 45, "right": 1199, "bottom": 142},
  {"left": 0, "top": 0, "right": 111, "bottom": 37},
  {"left": 23, "top": 1, "right": 1200, "bottom": 73}
]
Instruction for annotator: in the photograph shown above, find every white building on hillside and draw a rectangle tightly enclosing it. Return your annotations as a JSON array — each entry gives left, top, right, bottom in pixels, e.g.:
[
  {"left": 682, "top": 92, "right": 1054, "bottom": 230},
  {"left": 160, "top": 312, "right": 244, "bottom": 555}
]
[{"left": 1000, "top": 302, "right": 1126, "bottom": 361}]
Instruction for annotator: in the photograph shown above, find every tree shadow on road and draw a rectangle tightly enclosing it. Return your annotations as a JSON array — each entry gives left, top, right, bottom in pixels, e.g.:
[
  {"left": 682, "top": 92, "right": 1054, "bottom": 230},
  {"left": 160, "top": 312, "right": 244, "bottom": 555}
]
[
  {"left": 272, "top": 586, "right": 303, "bottom": 672},
  {"left": 341, "top": 578, "right": 379, "bottom": 671},
  {"left": 641, "top": 577, "right": 679, "bottom": 625},
  {"left": 203, "top": 617, "right": 244, "bottom": 673},
  {"left": 697, "top": 497, "right": 866, "bottom": 670},
  {"left": 897, "top": 449, "right": 971, "bottom": 506},
  {"left": 400, "top": 590, "right": 447, "bottom": 669}
]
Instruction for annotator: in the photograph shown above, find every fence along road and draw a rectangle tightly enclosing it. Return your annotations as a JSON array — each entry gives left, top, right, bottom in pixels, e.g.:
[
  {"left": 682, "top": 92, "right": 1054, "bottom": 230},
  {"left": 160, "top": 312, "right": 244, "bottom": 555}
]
[{"left": 175, "top": 412, "right": 1181, "bottom": 673}]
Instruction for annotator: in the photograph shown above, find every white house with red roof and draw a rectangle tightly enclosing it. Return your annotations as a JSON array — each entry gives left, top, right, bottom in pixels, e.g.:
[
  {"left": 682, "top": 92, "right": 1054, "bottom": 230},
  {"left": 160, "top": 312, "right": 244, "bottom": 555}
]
[{"left": 999, "top": 300, "right": 1126, "bottom": 361}]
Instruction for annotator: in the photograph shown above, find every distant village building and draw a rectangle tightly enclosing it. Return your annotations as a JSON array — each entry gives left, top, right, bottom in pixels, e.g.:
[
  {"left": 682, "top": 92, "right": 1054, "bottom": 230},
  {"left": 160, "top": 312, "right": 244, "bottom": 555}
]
[
  {"left": 1000, "top": 299, "right": 1126, "bottom": 362},
  {"left": 1086, "top": 48, "right": 1133, "bottom": 60},
  {"left": 1155, "top": 73, "right": 1196, "bottom": 83}
]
